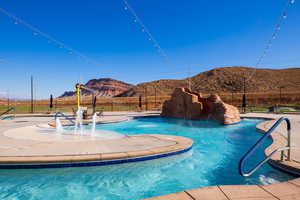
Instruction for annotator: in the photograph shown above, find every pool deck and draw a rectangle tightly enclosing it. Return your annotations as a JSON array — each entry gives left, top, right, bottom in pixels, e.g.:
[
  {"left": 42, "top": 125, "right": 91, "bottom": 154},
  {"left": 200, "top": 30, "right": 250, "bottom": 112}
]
[
  {"left": 0, "top": 111, "right": 192, "bottom": 167},
  {"left": 144, "top": 112, "right": 300, "bottom": 200}
]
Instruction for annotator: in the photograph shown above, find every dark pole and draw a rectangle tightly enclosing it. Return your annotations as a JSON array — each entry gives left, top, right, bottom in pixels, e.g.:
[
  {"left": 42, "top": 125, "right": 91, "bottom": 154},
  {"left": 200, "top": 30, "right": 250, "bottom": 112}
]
[
  {"left": 92, "top": 96, "right": 97, "bottom": 114},
  {"left": 49, "top": 94, "right": 53, "bottom": 112},
  {"left": 30, "top": 76, "right": 34, "bottom": 113},
  {"left": 139, "top": 95, "right": 142, "bottom": 110}
]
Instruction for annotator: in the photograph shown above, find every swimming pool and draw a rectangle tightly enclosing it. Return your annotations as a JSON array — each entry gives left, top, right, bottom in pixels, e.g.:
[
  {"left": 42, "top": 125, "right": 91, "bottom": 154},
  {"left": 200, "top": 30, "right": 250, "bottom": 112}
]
[{"left": 0, "top": 117, "right": 296, "bottom": 200}]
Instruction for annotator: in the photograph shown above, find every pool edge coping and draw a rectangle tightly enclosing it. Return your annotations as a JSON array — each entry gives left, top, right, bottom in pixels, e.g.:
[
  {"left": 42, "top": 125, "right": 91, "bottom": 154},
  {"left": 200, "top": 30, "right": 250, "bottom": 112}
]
[{"left": 0, "top": 134, "right": 193, "bottom": 169}]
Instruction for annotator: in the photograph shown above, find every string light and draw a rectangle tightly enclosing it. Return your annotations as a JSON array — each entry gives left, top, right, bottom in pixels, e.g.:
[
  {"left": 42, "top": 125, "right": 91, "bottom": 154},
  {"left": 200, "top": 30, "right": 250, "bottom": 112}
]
[
  {"left": 122, "top": 0, "right": 169, "bottom": 61},
  {"left": 276, "top": 25, "right": 281, "bottom": 30},
  {"left": 0, "top": 7, "right": 101, "bottom": 67},
  {"left": 246, "top": 0, "right": 295, "bottom": 81},
  {"left": 283, "top": 12, "right": 288, "bottom": 19}
]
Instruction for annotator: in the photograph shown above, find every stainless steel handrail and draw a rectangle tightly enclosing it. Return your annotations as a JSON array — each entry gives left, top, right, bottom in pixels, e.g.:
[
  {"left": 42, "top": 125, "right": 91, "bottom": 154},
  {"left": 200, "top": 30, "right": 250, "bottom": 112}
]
[
  {"left": 239, "top": 117, "right": 291, "bottom": 177},
  {"left": 54, "top": 112, "right": 75, "bottom": 123},
  {"left": 0, "top": 107, "right": 15, "bottom": 117}
]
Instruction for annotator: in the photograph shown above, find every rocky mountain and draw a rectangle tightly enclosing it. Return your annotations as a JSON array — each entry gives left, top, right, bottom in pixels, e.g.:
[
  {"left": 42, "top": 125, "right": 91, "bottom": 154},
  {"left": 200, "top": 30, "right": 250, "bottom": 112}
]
[
  {"left": 59, "top": 67, "right": 300, "bottom": 98},
  {"left": 116, "top": 66, "right": 300, "bottom": 97},
  {"left": 59, "top": 78, "right": 133, "bottom": 98}
]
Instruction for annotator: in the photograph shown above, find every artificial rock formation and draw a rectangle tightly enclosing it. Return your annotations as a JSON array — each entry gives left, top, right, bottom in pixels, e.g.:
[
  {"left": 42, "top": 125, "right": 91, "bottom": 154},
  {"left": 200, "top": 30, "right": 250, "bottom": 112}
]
[{"left": 161, "top": 88, "right": 240, "bottom": 125}]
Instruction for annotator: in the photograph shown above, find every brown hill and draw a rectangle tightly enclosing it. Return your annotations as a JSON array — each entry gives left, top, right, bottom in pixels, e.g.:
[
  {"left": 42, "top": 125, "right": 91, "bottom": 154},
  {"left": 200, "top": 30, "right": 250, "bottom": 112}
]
[
  {"left": 117, "top": 66, "right": 300, "bottom": 97},
  {"left": 59, "top": 78, "right": 133, "bottom": 98}
]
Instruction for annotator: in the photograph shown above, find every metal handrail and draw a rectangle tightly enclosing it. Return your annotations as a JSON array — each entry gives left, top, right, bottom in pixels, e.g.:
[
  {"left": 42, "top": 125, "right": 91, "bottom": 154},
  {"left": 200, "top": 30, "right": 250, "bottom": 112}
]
[
  {"left": 239, "top": 117, "right": 291, "bottom": 177},
  {"left": 54, "top": 112, "right": 75, "bottom": 123},
  {"left": 0, "top": 107, "right": 15, "bottom": 117}
]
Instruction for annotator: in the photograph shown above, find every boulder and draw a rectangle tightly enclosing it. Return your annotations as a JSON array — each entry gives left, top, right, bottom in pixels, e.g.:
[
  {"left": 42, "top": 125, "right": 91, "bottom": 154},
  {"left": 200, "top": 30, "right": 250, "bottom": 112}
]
[{"left": 161, "top": 88, "right": 240, "bottom": 125}]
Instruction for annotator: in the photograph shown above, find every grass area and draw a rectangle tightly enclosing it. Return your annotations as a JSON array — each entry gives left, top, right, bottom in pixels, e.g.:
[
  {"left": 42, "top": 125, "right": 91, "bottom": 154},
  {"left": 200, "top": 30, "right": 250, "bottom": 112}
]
[
  {"left": 292, "top": 105, "right": 300, "bottom": 110},
  {"left": 245, "top": 107, "right": 269, "bottom": 112},
  {"left": 0, "top": 104, "right": 143, "bottom": 114},
  {"left": 279, "top": 109, "right": 298, "bottom": 113}
]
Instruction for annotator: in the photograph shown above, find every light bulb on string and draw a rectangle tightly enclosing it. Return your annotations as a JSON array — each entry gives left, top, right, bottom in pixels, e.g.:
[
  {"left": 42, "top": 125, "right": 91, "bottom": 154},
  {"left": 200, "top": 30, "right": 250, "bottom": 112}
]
[
  {"left": 134, "top": 19, "right": 137, "bottom": 23},
  {"left": 124, "top": 6, "right": 128, "bottom": 10},
  {"left": 283, "top": 12, "right": 288, "bottom": 19},
  {"left": 290, "top": 0, "right": 295, "bottom": 4},
  {"left": 276, "top": 25, "right": 281, "bottom": 30}
]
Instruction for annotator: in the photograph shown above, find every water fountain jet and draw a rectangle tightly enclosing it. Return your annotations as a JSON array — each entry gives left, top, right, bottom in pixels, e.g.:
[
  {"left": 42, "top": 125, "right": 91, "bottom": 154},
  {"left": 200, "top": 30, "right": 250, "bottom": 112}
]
[
  {"left": 92, "top": 113, "right": 98, "bottom": 134},
  {"left": 56, "top": 117, "right": 63, "bottom": 134}
]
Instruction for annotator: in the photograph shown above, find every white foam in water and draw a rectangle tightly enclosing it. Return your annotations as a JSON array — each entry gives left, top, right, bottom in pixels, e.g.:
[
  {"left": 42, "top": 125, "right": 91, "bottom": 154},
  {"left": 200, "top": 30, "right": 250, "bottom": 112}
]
[
  {"left": 259, "top": 175, "right": 280, "bottom": 185},
  {"left": 137, "top": 124, "right": 157, "bottom": 128}
]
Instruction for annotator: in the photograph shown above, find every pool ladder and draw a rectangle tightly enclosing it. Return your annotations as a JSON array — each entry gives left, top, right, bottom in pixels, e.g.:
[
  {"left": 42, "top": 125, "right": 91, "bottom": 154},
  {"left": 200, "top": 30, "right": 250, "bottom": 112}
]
[
  {"left": 54, "top": 112, "right": 75, "bottom": 124},
  {"left": 239, "top": 117, "right": 292, "bottom": 177},
  {"left": 0, "top": 107, "right": 15, "bottom": 119}
]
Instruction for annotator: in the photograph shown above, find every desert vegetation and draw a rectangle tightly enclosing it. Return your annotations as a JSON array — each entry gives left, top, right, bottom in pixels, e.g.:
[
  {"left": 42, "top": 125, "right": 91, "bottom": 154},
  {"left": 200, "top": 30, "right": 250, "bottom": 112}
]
[{"left": 1, "top": 90, "right": 300, "bottom": 114}]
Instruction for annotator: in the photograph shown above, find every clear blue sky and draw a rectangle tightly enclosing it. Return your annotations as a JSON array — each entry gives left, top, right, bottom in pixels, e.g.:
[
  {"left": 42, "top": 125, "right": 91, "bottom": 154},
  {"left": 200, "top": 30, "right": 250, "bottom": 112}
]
[{"left": 0, "top": 0, "right": 299, "bottom": 99}]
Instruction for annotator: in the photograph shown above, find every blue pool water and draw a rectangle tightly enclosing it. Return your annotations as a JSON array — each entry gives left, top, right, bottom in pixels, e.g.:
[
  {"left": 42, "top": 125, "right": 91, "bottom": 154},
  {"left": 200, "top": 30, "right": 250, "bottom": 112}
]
[{"left": 0, "top": 117, "right": 296, "bottom": 200}]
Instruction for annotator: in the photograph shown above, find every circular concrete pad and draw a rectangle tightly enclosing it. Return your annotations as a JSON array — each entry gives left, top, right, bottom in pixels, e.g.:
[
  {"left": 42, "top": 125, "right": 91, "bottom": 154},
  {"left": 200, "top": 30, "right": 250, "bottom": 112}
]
[{"left": 0, "top": 125, "right": 193, "bottom": 166}]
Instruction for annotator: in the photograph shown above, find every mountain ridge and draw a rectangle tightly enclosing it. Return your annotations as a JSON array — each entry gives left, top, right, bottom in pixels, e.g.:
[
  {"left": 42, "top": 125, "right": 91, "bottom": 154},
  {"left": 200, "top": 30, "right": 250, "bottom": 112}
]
[
  {"left": 59, "top": 78, "right": 133, "bottom": 98},
  {"left": 117, "top": 66, "right": 300, "bottom": 97},
  {"left": 59, "top": 66, "right": 300, "bottom": 98}
]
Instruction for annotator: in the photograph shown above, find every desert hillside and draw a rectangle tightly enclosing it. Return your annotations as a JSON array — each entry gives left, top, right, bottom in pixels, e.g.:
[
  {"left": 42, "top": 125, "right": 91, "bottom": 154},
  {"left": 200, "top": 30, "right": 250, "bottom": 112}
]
[{"left": 117, "top": 66, "right": 300, "bottom": 97}]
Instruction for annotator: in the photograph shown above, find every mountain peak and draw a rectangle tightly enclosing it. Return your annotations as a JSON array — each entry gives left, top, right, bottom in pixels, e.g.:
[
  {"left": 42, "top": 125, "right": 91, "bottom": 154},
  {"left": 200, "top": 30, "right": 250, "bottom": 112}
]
[{"left": 59, "top": 78, "right": 133, "bottom": 98}]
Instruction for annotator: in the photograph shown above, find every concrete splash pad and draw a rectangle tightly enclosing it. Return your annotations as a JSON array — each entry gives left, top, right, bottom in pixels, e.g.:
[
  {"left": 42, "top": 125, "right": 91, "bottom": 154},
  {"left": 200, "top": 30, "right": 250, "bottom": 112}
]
[
  {"left": 3, "top": 125, "right": 124, "bottom": 142},
  {"left": 0, "top": 124, "right": 193, "bottom": 168}
]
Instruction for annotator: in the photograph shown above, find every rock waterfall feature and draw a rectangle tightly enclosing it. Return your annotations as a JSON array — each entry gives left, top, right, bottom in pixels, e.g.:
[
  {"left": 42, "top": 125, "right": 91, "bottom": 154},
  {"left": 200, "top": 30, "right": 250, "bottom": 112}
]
[{"left": 161, "top": 88, "right": 240, "bottom": 125}]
